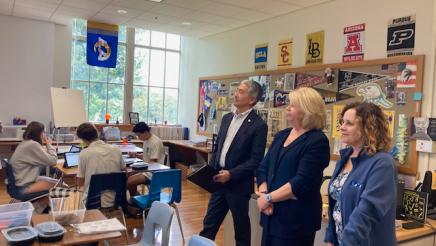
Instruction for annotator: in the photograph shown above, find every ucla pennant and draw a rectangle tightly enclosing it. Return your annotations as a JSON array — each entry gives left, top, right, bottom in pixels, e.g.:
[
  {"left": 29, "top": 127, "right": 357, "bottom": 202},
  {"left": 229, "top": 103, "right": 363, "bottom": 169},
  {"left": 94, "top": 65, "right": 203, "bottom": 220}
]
[{"left": 87, "top": 21, "right": 118, "bottom": 68}]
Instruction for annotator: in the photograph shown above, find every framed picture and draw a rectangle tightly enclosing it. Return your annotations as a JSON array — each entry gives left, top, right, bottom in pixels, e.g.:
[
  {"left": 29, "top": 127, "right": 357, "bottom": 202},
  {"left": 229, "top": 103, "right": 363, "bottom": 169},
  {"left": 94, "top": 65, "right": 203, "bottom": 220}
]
[{"left": 129, "top": 112, "right": 139, "bottom": 125}]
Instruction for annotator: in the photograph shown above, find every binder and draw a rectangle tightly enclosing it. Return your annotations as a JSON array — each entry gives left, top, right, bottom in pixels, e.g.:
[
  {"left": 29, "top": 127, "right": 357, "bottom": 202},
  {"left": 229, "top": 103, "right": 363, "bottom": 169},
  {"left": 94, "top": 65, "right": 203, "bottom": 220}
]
[{"left": 187, "top": 164, "right": 222, "bottom": 193}]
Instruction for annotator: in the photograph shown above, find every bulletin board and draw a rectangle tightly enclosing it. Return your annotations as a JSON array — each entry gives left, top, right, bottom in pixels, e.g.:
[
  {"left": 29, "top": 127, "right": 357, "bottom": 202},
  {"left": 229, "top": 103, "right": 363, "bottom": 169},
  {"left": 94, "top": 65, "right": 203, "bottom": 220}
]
[
  {"left": 51, "top": 87, "right": 87, "bottom": 128},
  {"left": 197, "top": 55, "right": 424, "bottom": 175}
]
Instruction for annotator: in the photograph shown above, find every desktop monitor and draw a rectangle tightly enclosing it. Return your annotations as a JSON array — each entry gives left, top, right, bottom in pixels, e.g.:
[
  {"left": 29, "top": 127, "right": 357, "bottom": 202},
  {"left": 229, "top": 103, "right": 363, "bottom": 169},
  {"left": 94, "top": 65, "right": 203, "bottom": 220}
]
[
  {"left": 396, "top": 180, "right": 405, "bottom": 219},
  {"left": 63, "top": 152, "right": 80, "bottom": 168},
  {"left": 403, "top": 189, "right": 428, "bottom": 224},
  {"left": 422, "top": 170, "right": 436, "bottom": 209}
]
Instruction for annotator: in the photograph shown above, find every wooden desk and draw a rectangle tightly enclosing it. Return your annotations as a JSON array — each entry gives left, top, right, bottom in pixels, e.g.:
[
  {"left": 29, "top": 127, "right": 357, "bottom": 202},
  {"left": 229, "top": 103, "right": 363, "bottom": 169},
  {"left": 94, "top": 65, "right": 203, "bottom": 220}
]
[
  {"left": 111, "top": 143, "right": 143, "bottom": 153},
  {"left": 55, "top": 162, "right": 169, "bottom": 177},
  {"left": 164, "top": 140, "right": 212, "bottom": 167},
  {"left": 32, "top": 209, "right": 122, "bottom": 245}
]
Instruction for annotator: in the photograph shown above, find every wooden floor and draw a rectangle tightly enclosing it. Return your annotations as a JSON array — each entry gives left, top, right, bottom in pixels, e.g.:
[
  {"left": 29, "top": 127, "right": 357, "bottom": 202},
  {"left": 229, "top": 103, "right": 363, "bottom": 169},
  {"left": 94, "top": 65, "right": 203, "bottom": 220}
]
[{"left": 0, "top": 171, "right": 224, "bottom": 245}]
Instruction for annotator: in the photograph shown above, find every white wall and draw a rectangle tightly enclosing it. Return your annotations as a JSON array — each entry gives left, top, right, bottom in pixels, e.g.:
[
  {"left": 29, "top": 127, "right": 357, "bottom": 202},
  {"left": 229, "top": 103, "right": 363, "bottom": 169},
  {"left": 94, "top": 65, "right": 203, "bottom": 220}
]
[
  {"left": 179, "top": 0, "right": 436, "bottom": 179},
  {"left": 0, "top": 15, "right": 71, "bottom": 129}
]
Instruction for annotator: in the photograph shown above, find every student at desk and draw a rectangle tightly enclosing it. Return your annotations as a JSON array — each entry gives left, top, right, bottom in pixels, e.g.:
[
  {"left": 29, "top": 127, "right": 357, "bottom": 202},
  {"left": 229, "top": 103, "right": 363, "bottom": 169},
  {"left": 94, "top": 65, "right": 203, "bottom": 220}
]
[
  {"left": 75, "top": 123, "right": 125, "bottom": 208},
  {"left": 126, "top": 122, "right": 164, "bottom": 197},
  {"left": 9, "top": 121, "right": 58, "bottom": 211}
]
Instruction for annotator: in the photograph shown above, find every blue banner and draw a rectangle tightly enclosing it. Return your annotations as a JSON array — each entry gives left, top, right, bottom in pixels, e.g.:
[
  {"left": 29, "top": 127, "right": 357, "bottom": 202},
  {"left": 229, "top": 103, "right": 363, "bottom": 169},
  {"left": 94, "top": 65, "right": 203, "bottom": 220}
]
[{"left": 87, "top": 21, "right": 118, "bottom": 68}]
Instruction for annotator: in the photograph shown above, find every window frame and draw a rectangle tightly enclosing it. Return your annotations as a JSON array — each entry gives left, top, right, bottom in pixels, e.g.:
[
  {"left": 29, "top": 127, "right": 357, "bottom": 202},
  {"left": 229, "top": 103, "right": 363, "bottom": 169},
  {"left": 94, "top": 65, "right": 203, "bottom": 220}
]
[{"left": 70, "top": 20, "right": 181, "bottom": 125}]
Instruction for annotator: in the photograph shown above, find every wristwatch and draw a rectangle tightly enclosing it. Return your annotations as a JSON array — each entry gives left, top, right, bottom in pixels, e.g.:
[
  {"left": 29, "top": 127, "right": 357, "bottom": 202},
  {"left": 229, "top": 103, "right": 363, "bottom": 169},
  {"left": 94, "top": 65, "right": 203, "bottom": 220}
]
[{"left": 266, "top": 193, "right": 273, "bottom": 203}]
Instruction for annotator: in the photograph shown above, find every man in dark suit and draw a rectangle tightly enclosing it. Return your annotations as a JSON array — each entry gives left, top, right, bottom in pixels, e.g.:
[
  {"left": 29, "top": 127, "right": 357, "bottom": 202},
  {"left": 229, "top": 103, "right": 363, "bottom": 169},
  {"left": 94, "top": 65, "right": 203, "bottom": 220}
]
[{"left": 200, "top": 80, "right": 268, "bottom": 245}]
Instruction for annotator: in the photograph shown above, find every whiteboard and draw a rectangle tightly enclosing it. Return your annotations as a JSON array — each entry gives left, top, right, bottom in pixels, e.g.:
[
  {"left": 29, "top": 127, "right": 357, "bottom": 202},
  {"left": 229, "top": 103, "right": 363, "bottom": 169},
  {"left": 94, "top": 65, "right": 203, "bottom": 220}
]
[{"left": 50, "top": 87, "right": 87, "bottom": 127}]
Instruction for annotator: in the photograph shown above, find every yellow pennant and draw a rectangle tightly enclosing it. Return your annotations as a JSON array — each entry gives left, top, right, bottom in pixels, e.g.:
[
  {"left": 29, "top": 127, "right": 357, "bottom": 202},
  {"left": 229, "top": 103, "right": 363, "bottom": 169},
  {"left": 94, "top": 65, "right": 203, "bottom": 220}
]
[
  {"left": 306, "top": 31, "right": 324, "bottom": 65},
  {"left": 278, "top": 39, "right": 293, "bottom": 69}
]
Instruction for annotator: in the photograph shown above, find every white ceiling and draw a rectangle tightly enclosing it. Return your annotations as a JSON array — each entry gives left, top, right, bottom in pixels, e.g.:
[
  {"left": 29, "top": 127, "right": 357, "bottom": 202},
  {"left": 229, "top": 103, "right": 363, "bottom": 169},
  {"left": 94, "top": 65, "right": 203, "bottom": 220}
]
[{"left": 0, "top": 0, "right": 333, "bottom": 37}]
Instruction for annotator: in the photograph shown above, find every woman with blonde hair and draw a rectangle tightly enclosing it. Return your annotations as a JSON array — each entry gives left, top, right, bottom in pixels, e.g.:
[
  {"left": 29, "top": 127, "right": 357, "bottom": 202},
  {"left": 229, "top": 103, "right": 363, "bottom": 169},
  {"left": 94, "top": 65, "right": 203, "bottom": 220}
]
[
  {"left": 257, "top": 87, "right": 330, "bottom": 245},
  {"left": 324, "top": 102, "right": 397, "bottom": 246}
]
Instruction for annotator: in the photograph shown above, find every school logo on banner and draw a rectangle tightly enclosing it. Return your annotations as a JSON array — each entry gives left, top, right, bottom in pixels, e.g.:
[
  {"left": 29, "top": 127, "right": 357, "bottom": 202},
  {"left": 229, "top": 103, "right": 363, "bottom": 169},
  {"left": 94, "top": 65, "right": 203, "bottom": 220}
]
[
  {"left": 278, "top": 39, "right": 293, "bottom": 68},
  {"left": 254, "top": 43, "right": 268, "bottom": 71},
  {"left": 387, "top": 15, "right": 415, "bottom": 57},
  {"left": 338, "top": 70, "right": 385, "bottom": 92},
  {"left": 87, "top": 21, "right": 118, "bottom": 68},
  {"left": 343, "top": 23, "right": 365, "bottom": 62},
  {"left": 306, "top": 31, "right": 324, "bottom": 65},
  {"left": 295, "top": 73, "right": 324, "bottom": 88}
]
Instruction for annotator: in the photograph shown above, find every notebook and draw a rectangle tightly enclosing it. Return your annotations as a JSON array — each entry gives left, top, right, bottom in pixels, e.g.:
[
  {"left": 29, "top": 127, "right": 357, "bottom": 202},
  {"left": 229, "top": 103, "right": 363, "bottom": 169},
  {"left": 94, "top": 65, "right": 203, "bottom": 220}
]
[
  {"left": 187, "top": 164, "right": 222, "bottom": 193},
  {"left": 63, "top": 152, "right": 80, "bottom": 168}
]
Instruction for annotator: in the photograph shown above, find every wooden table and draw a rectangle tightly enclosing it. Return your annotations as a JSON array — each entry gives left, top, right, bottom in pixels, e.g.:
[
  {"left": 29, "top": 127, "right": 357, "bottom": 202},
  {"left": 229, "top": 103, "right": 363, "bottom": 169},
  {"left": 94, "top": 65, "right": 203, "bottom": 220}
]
[
  {"left": 0, "top": 210, "right": 122, "bottom": 246},
  {"left": 111, "top": 143, "right": 143, "bottom": 153},
  {"left": 164, "top": 140, "right": 212, "bottom": 167},
  {"left": 32, "top": 209, "right": 122, "bottom": 245},
  {"left": 55, "top": 161, "right": 169, "bottom": 178}
]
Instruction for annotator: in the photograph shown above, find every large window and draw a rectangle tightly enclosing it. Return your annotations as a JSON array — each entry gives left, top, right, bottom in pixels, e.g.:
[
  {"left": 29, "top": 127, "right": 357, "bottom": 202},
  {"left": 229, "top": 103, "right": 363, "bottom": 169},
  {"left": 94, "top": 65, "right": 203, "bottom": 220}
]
[
  {"left": 70, "top": 19, "right": 180, "bottom": 124},
  {"left": 133, "top": 30, "right": 180, "bottom": 124}
]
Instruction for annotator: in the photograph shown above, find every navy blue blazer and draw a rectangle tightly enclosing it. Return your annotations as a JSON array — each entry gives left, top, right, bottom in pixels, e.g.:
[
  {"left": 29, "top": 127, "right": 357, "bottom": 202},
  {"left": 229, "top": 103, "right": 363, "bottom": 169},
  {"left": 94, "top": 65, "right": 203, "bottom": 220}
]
[
  {"left": 257, "top": 128, "right": 330, "bottom": 238},
  {"left": 325, "top": 147, "right": 397, "bottom": 246},
  {"left": 209, "top": 110, "right": 267, "bottom": 197}
]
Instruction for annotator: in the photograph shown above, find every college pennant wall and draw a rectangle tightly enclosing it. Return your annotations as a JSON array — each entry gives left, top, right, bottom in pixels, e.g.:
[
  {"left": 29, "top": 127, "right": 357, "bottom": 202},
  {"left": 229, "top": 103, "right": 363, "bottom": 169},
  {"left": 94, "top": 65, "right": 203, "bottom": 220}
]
[{"left": 87, "top": 21, "right": 119, "bottom": 68}]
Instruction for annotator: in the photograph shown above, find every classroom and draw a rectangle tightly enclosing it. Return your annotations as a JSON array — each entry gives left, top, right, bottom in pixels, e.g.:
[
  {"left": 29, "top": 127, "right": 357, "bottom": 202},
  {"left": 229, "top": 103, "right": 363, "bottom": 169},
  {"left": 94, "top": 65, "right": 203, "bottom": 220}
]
[{"left": 1, "top": 0, "right": 436, "bottom": 245}]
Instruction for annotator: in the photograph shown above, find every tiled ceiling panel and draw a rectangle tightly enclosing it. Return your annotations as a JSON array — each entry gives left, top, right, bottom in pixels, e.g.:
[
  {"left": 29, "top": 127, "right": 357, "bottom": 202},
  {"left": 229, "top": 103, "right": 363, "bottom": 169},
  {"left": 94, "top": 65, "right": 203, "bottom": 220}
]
[{"left": 1, "top": 0, "right": 334, "bottom": 37}]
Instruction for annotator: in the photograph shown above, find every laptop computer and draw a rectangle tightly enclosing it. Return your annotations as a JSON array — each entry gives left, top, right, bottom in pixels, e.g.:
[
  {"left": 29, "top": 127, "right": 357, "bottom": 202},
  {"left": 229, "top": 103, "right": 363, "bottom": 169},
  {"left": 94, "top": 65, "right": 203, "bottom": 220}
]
[
  {"left": 63, "top": 152, "right": 80, "bottom": 168},
  {"left": 57, "top": 145, "right": 81, "bottom": 155},
  {"left": 122, "top": 156, "right": 143, "bottom": 166},
  {"left": 402, "top": 189, "right": 429, "bottom": 229}
]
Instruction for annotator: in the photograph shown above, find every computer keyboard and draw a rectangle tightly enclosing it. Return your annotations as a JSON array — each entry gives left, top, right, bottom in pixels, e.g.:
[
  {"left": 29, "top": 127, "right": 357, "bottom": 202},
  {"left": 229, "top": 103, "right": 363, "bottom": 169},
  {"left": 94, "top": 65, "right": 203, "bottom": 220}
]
[{"left": 402, "top": 221, "right": 424, "bottom": 229}]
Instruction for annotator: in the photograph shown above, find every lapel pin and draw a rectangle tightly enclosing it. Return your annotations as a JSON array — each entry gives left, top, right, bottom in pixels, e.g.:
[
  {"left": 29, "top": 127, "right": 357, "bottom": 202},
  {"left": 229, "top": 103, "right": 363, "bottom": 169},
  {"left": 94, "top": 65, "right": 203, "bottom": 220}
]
[{"left": 248, "top": 119, "right": 251, "bottom": 122}]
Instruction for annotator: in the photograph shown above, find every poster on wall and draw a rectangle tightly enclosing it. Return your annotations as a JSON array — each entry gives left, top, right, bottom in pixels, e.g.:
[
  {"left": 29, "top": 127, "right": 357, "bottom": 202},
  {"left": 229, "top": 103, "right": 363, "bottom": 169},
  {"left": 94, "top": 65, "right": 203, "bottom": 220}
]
[
  {"left": 254, "top": 43, "right": 268, "bottom": 71},
  {"left": 396, "top": 61, "right": 417, "bottom": 88},
  {"left": 278, "top": 38, "right": 293, "bottom": 69},
  {"left": 267, "top": 109, "right": 286, "bottom": 143},
  {"left": 387, "top": 15, "right": 415, "bottom": 57},
  {"left": 305, "top": 31, "right": 324, "bottom": 65},
  {"left": 332, "top": 104, "right": 345, "bottom": 139},
  {"left": 249, "top": 75, "right": 271, "bottom": 108},
  {"left": 343, "top": 23, "right": 365, "bottom": 63}
]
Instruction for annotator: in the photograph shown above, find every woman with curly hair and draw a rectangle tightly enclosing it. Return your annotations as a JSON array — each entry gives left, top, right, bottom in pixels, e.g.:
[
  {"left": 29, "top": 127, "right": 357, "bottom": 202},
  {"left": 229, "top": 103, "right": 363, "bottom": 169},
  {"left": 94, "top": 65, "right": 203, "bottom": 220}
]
[{"left": 324, "top": 102, "right": 397, "bottom": 246}]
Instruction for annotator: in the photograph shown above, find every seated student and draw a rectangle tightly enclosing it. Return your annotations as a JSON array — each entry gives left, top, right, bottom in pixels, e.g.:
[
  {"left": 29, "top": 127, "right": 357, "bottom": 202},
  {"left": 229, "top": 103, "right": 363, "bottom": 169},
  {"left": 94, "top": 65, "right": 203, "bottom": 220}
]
[
  {"left": 76, "top": 123, "right": 125, "bottom": 208},
  {"left": 9, "top": 121, "right": 58, "bottom": 211},
  {"left": 126, "top": 122, "right": 164, "bottom": 197}
]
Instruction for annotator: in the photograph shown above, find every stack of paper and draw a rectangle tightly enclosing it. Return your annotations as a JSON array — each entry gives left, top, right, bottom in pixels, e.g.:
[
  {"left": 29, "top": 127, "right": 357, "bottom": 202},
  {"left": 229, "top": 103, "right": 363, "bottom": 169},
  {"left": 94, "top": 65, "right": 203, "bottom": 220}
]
[{"left": 75, "top": 218, "right": 126, "bottom": 234}]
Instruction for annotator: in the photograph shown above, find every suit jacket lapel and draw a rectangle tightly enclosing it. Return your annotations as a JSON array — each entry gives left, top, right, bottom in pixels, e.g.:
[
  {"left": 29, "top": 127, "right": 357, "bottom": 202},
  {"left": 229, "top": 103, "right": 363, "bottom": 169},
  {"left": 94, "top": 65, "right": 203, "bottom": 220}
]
[
  {"left": 214, "top": 114, "right": 233, "bottom": 169},
  {"left": 227, "top": 110, "right": 256, "bottom": 153}
]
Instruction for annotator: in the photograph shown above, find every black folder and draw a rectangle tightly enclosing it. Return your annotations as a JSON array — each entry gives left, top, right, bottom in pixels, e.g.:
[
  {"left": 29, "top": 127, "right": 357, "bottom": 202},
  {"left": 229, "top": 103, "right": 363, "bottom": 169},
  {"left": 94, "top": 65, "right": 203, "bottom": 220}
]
[{"left": 187, "top": 164, "right": 222, "bottom": 193}]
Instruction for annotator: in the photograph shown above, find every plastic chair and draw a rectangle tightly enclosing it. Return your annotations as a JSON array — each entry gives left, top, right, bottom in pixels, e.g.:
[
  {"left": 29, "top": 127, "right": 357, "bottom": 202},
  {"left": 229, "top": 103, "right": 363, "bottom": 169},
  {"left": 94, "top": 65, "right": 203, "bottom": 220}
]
[
  {"left": 86, "top": 171, "right": 128, "bottom": 209},
  {"left": 1, "top": 159, "right": 48, "bottom": 202},
  {"left": 189, "top": 235, "right": 217, "bottom": 246},
  {"left": 132, "top": 169, "right": 184, "bottom": 242},
  {"left": 137, "top": 201, "right": 174, "bottom": 246},
  {"left": 86, "top": 171, "right": 128, "bottom": 242}
]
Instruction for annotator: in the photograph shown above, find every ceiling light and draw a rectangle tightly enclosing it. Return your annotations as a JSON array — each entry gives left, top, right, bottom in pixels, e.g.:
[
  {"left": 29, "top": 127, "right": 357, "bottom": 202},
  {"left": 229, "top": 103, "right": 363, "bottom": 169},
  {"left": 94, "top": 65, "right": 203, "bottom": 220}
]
[
  {"left": 149, "top": 0, "right": 164, "bottom": 2},
  {"left": 117, "top": 9, "right": 127, "bottom": 14},
  {"left": 181, "top": 22, "right": 192, "bottom": 26}
]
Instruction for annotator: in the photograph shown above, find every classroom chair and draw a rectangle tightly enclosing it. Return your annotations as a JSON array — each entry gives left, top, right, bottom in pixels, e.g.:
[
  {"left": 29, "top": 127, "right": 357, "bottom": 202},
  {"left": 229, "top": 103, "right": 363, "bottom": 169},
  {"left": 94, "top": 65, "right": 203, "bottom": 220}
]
[
  {"left": 2, "top": 158, "right": 48, "bottom": 203},
  {"left": 131, "top": 201, "right": 174, "bottom": 246},
  {"left": 132, "top": 169, "right": 184, "bottom": 242},
  {"left": 188, "top": 235, "right": 217, "bottom": 246},
  {"left": 86, "top": 171, "right": 129, "bottom": 242}
]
